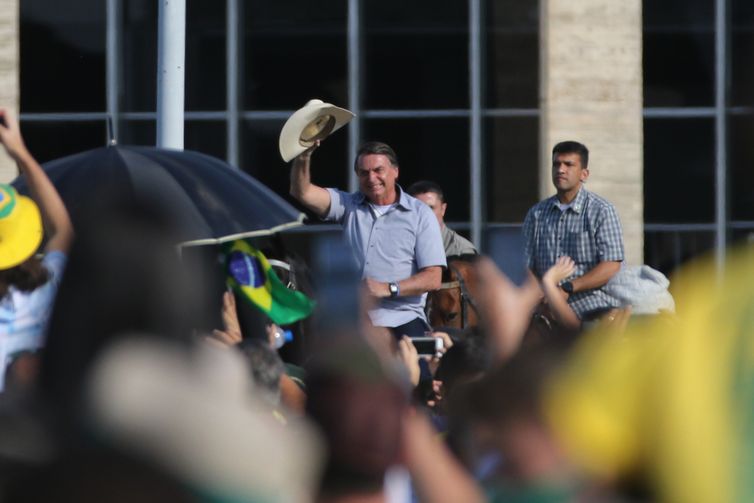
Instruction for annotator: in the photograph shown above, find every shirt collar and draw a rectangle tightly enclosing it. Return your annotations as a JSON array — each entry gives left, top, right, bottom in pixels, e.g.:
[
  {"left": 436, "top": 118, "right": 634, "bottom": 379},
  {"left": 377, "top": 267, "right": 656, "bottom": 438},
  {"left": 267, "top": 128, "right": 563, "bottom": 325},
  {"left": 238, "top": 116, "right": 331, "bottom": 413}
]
[
  {"left": 549, "top": 187, "right": 587, "bottom": 214},
  {"left": 357, "top": 184, "right": 411, "bottom": 210}
]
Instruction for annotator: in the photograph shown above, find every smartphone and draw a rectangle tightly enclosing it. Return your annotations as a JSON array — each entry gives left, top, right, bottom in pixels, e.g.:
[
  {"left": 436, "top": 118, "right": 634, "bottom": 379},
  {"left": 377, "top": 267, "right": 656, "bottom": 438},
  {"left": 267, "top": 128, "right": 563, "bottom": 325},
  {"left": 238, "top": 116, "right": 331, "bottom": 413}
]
[
  {"left": 412, "top": 336, "right": 443, "bottom": 356},
  {"left": 485, "top": 227, "right": 528, "bottom": 286},
  {"left": 311, "top": 231, "right": 360, "bottom": 334}
]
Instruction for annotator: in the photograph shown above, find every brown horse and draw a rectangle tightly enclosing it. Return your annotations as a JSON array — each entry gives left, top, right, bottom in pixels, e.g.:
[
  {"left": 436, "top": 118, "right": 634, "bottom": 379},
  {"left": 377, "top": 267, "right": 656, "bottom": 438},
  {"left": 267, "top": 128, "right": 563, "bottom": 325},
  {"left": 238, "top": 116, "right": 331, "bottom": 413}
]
[{"left": 427, "top": 256, "right": 480, "bottom": 329}]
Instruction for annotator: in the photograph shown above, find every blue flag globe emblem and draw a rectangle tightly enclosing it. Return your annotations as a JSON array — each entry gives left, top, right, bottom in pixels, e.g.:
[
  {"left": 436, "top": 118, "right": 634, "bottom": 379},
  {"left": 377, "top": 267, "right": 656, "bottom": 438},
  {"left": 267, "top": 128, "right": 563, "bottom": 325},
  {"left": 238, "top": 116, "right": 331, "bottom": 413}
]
[{"left": 228, "top": 251, "right": 265, "bottom": 288}]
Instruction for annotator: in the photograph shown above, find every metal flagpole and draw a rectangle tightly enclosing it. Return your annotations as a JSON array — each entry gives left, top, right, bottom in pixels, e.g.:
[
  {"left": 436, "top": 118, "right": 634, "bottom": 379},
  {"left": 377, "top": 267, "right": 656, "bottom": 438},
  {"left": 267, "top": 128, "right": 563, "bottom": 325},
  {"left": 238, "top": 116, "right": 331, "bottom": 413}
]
[{"left": 156, "top": 0, "right": 186, "bottom": 149}]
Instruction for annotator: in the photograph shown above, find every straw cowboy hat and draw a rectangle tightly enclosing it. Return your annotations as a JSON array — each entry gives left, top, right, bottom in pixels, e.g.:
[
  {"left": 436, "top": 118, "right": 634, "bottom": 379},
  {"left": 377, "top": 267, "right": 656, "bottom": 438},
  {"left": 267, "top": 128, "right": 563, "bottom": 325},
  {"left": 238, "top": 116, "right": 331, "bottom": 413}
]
[
  {"left": 279, "top": 99, "right": 355, "bottom": 162},
  {"left": 0, "top": 183, "right": 43, "bottom": 270}
]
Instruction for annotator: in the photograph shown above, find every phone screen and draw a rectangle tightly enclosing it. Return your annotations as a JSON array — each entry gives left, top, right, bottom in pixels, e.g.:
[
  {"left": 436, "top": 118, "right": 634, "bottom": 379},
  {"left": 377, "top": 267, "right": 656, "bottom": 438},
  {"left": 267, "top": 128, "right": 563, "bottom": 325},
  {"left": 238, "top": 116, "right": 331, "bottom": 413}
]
[
  {"left": 412, "top": 336, "right": 442, "bottom": 356},
  {"left": 485, "top": 227, "right": 528, "bottom": 286}
]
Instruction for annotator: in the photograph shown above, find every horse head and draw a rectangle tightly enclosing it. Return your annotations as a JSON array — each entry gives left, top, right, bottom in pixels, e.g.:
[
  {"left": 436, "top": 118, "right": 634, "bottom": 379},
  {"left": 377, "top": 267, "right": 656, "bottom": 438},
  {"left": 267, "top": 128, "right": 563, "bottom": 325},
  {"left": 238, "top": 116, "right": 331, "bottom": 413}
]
[{"left": 427, "top": 255, "right": 480, "bottom": 329}]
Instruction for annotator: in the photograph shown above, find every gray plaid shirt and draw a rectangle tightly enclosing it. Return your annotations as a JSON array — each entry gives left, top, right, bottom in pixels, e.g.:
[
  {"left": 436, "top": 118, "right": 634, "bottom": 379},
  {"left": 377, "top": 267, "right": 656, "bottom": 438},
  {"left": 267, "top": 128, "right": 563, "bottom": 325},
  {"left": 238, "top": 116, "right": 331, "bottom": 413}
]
[{"left": 523, "top": 188, "right": 624, "bottom": 318}]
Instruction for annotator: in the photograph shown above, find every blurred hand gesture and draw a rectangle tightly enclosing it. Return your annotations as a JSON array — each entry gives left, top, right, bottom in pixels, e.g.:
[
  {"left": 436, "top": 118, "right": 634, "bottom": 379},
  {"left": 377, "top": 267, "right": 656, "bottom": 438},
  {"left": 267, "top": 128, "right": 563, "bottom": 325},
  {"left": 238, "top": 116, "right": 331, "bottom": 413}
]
[
  {"left": 423, "top": 331, "right": 453, "bottom": 376},
  {"left": 0, "top": 108, "right": 28, "bottom": 160},
  {"left": 398, "top": 335, "right": 421, "bottom": 387},
  {"left": 475, "top": 257, "right": 541, "bottom": 361},
  {"left": 208, "top": 291, "right": 243, "bottom": 347},
  {"left": 543, "top": 256, "right": 575, "bottom": 287}
]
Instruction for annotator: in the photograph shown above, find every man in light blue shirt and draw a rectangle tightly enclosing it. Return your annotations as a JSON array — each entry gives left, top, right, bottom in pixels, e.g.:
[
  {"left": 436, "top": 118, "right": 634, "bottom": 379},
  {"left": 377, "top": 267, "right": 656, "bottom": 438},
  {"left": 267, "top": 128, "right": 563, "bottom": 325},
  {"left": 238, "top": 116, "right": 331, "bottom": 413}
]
[{"left": 290, "top": 141, "right": 446, "bottom": 338}]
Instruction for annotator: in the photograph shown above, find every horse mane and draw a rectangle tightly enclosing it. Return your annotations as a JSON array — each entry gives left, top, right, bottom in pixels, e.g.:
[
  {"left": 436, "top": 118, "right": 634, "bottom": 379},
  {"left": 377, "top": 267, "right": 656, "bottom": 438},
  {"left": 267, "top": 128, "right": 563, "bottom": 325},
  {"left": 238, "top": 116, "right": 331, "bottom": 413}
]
[{"left": 443, "top": 254, "right": 479, "bottom": 282}]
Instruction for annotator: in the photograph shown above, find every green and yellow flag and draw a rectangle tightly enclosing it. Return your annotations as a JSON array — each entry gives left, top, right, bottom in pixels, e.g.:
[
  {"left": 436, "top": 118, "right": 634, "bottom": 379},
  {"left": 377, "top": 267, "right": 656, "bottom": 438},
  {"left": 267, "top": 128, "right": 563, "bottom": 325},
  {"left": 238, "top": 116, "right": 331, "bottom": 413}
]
[
  {"left": 544, "top": 245, "right": 754, "bottom": 503},
  {"left": 224, "top": 240, "right": 315, "bottom": 325}
]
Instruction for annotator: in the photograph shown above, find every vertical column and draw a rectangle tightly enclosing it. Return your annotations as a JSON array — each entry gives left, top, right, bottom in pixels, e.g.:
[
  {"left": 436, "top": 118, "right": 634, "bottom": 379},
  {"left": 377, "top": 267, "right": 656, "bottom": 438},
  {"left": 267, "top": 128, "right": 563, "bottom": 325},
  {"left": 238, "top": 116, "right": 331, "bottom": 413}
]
[
  {"left": 106, "top": 0, "right": 121, "bottom": 145},
  {"left": 540, "top": 0, "right": 644, "bottom": 265},
  {"left": 0, "top": 0, "right": 19, "bottom": 182},
  {"left": 156, "top": 0, "right": 185, "bottom": 149},
  {"left": 714, "top": 0, "right": 728, "bottom": 273},
  {"left": 227, "top": 0, "right": 240, "bottom": 167},
  {"left": 469, "top": 0, "right": 483, "bottom": 248},
  {"left": 347, "top": 0, "right": 361, "bottom": 192}
]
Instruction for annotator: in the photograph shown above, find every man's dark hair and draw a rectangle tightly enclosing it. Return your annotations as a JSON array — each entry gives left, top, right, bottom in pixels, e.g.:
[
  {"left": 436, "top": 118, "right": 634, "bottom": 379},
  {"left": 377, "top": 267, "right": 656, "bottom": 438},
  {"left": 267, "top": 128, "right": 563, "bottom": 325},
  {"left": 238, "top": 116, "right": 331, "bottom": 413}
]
[
  {"left": 406, "top": 180, "right": 445, "bottom": 203},
  {"left": 0, "top": 256, "right": 50, "bottom": 298},
  {"left": 353, "top": 141, "right": 399, "bottom": 171},
  {"left": 435, "top": 333, "right": 489, "bottom": 390},
  {"left": 552, "top": 141, "right": 589, "bottom": 169}
]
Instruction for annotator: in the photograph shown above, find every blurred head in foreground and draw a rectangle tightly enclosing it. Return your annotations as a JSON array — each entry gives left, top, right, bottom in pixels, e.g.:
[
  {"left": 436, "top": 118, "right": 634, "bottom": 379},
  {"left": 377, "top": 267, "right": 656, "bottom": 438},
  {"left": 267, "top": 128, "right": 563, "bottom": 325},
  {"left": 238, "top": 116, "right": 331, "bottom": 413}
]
[{"left": 305, "top": 338, "right": 409, "bottom": 500}]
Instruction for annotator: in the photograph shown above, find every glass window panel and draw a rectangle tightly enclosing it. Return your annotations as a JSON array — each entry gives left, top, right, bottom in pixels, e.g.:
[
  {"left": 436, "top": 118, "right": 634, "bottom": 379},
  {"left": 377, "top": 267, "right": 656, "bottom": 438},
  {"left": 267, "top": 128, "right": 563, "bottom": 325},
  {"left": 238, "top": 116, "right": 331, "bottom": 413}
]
[
  {"left": 21, "top": 121, "right": 107, "bottom": 163},
  {"left": 644, "top": 229, "right": 714, "bottom": 277},
  {"left": 644, "top": 118, "right": 715, "bottom": 223},
  {"left": 730, "top": 32, "right": 754, "bottom": 106},
  {"left": 729, "top": 115, "right": 754, "bottom": 220},
  {"left": 484, "top": 117, "right": 539, "bottom": 223},
  {"left": 643, "top": 32, "right": 714, "bottom": 107},
  {"left": 363, "top": 0, "right": 468, "bottom": 109},
  {"left": 122, "top": 0, "right": 158, "bottom": 112},
  {"left": 362, "top": 118, "right": 470, "bottom": 221},
  {"left": 732, "top": 0, "right": 754, "bottom": 26},
  {"left": 243, "top": 1, "right": 347, "bottom": 110},
  {"left": 485, "top": 1, "right": 539, "bottom": 109},
  {"left": 241, "top": 119, "right": 350, "bottom": 221},
  {"left": 643, "top": 0, "right": 714, "bottom": 107},
  {"left": 122, "top": 1, "right": 225, "bottom": 112},
  {"left": 185, "top": 121, "right": 227, "bottom": 160},
  {"left": 644, "top": 0, "right": 714, "bottom": 29},
  {"left": 731, "top": 0, "right": 754, "bottom": 106},
  {"left": 20, "top": 1, "right": 105, "bottom": 112},
  {"left": 731, "top": 228, "right": 754, "bottom": 247},
  {"left": 119, "top": 120, "right": 155, "bottom": 146},
  {"left": 185, "top": 1, "right": 226, "bottom": 111},
  {"left": 119, "top": 121, "right": 225, "bottom": 160}
]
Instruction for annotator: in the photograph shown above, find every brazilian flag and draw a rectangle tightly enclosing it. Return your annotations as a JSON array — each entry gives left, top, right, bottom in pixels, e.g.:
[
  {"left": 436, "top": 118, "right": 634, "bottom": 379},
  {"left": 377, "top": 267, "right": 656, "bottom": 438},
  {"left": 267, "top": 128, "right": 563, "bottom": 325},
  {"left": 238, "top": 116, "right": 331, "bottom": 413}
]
[{"left": 224, "top": 240, "right": 315, "bottom": 325}]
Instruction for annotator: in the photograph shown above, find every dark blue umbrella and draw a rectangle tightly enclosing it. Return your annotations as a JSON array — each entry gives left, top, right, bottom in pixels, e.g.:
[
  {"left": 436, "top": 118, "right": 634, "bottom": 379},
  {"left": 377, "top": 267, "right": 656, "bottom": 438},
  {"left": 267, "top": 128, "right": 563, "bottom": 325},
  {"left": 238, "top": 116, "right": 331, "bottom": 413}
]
[{"left": 12, "top": 145, "right": 305, "bottom": 245}]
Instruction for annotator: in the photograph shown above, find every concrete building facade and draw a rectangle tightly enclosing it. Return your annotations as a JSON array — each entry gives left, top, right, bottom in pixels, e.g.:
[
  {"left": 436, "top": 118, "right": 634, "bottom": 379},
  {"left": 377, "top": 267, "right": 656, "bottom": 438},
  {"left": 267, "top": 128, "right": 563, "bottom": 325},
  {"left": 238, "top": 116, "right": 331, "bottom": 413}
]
[
  {"left": 0, "top": 0, "right": 19, "bottom": 182},
  {"left": 540, "top": 0, "right": 643, "bottom": 264}
]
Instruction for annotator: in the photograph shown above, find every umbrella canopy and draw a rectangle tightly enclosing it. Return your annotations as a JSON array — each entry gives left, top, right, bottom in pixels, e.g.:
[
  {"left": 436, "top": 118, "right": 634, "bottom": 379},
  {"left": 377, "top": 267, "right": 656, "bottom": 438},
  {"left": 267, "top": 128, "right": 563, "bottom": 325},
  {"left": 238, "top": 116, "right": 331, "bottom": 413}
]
[{"left": 12, "top": 146, "right": 305, "bottom": 246}]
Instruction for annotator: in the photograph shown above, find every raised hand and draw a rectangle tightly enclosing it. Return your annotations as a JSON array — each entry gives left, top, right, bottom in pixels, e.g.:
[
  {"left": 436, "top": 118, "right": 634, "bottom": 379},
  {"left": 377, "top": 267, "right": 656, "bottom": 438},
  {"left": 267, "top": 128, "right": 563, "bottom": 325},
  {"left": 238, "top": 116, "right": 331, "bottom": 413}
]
[
  {"left": 540, "top": 256, "right": 581, "bottom": 330},
  {"left": 398, "top": 335, "right": 421, "bottom": 387},
  {"left": 0, "top": 108, "right": 28, "bottom": 160},
  {"left": 208, "top": 291, "right": 243, "bottom": 347},
  {"left": 543, "top": 256, "right": 576, "bottom": 287}
]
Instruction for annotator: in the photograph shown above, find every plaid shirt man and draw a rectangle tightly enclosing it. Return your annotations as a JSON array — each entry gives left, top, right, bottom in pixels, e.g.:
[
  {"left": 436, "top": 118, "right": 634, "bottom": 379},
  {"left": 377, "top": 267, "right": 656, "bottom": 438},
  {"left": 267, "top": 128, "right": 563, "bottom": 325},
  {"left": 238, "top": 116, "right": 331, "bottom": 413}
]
[{"left": 523, "top": 187, "right": 624, "bottom": 318}]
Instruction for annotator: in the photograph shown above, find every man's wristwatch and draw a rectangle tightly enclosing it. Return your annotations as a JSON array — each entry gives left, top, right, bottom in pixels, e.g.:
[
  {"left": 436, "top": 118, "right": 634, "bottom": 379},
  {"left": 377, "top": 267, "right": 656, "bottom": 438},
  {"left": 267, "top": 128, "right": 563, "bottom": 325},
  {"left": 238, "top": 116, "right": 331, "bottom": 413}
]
[
  {"left": 561, "top": 281, "right": 574, "bottom": 295},
  {"left": 388, "top": 282, "right": 400, "bottom": 298}
]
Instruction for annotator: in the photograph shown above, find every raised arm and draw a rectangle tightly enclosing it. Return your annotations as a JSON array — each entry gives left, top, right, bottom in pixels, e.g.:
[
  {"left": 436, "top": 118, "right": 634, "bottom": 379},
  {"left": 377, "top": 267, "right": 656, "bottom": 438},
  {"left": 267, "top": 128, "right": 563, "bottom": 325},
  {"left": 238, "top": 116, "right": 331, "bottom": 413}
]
[
  {"left": 570, "top": 260, "right": 621, "bottom": 294},
  {"left": 401, "top": 410, "right": 485, "bottom": 503},
  {"left": 0, "top": 108, "right": 73, "bottom": 254},
  {"left": 365, "top": 265, "right": 442, "bottom": 299},
  {"left": 541, "top": 256, "right": 581, "bottom": 329},
  {"left": 475, "top": 257, "right": 541, "bottom": 361},
  {"left": 288, "top": 142, "right": 331, "bottom": 218}
]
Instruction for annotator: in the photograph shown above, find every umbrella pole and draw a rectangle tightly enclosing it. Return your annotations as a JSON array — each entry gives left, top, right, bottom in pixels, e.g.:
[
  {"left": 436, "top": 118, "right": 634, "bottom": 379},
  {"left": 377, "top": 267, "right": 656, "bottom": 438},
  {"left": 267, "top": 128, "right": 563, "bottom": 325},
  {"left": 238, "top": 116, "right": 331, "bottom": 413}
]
[{"left": 156, "top": 0, "right": 185, "bottom": 150}]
